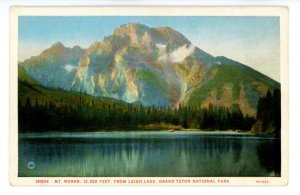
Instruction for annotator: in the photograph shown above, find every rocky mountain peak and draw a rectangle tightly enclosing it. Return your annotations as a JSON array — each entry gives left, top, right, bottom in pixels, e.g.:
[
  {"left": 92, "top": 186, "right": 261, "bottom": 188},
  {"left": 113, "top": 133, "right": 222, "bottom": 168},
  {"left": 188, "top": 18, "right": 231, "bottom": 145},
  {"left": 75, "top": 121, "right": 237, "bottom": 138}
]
[{"left": 20, "top": 23, "right": 279, "bottom": 116}]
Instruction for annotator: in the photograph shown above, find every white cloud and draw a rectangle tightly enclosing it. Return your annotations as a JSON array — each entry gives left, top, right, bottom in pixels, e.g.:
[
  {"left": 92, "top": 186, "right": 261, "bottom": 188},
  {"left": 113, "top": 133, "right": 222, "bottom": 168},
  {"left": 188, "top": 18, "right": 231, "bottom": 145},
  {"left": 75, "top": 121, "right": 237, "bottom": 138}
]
[
  {"left": 156, "top": 43, "right": 167, "bottom": 50},
  {"left": 170, "top": 44, "right": 195, "bottom": 63},
  {"left": 64, "top": 64, "right": 77, "bottom": 72},
  {"left": 156, "top": 44, "right": 168, "bottom": 62},
  {"left": 156, "top": 43, "right": 195, "bottom": 63}
]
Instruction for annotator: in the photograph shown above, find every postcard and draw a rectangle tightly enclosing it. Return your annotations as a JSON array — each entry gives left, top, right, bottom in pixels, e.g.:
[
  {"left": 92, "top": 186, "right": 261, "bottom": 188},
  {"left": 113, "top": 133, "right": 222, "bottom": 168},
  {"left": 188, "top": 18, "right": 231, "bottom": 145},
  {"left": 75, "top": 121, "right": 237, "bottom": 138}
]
[{"left": 9, "top": 6, "right": 288, "bottom": 186}]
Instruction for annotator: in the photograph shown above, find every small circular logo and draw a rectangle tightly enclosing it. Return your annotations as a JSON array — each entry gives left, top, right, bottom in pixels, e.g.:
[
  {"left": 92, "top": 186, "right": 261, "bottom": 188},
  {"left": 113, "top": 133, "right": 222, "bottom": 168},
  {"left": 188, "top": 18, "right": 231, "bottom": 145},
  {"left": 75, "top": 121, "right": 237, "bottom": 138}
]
[{"left": 27, "top": 162, "right": 35, "bottom": 169}]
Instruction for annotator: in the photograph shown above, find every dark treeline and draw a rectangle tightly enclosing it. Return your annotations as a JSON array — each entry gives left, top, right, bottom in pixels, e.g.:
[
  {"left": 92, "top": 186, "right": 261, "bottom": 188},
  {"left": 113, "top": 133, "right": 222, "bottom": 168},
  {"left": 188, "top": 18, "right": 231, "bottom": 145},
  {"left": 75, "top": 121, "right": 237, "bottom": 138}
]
[
  {"left": 253, "top": 88, "right": 281, "bottom": 136},
  {"left": 18, "top": 96, "right": 255, "bottom": 132}
]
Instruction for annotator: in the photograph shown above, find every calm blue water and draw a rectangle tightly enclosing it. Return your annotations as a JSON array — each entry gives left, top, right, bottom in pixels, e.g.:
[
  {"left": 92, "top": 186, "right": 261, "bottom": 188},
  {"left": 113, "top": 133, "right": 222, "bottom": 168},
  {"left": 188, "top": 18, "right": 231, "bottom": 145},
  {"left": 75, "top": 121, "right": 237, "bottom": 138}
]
[{"left": 18, "top": 131, "right": 281, "bottom": 177}]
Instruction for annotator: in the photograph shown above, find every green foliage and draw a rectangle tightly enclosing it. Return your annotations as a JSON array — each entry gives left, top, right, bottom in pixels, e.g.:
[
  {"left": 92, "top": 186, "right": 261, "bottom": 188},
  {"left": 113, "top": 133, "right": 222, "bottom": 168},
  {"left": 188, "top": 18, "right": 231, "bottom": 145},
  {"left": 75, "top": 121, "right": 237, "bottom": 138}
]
[
  {"left": 188, "top": 64, "right": 280, "bottom": 107},
  {"left": 191, "top": 103, "right": 254, "bottom": 131},
  {"left": 18, "top": 79, "right": 256, "bottom": 132},
  {"left": 136, "top": 70, "right": 168, "bottom": 94},
  {"left": 18, "top": 65, "right": 39, "bottom": 85},
  {"left": 19, "top": 99, "right": 255, "bottom": 132},
  {"left": 253, "top": 88, "right": 281, "bottom": 136}
]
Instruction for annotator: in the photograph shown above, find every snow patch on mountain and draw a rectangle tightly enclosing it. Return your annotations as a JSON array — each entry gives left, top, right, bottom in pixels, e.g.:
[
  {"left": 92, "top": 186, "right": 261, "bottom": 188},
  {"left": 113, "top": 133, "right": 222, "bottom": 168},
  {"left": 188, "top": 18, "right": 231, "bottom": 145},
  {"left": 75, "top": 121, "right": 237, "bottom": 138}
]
[{"left": 64, "top": 64, "right": 77, "bottom": 72}]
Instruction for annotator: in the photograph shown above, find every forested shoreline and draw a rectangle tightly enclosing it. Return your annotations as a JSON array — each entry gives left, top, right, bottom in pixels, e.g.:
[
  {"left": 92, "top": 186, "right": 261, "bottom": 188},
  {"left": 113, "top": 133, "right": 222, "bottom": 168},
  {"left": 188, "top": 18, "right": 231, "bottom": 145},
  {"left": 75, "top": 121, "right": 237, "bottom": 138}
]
[
  {"left": 18, "top": 80, "right": 281, "bottom": 136},
  {"left": 18, "top": 98, "right": 255, "bottom": 133}
]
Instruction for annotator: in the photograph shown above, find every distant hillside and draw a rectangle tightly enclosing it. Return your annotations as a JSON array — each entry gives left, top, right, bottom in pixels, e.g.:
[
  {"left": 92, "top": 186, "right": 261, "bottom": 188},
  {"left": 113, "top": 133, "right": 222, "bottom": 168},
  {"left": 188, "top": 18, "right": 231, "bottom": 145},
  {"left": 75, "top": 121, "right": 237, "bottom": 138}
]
[
  {"left": 18, "top": 65, "right": 127, "bottom": 109},
  {"left": 18, "top": 65, "right": 39, "bottom": 85},
  {"left": 20, "top": 42, "right": 85, "bottom": 89},
  {"left": 186, "top": 57, "right": 280, "bottom": 116}
]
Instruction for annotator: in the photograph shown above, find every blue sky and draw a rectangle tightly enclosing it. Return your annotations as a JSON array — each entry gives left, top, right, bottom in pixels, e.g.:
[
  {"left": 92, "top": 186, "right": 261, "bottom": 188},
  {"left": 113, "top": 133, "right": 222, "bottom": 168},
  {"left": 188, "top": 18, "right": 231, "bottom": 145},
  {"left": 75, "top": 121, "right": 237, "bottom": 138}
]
[{"left": 19, "top": 16, "right": 280, "bottom": 81}]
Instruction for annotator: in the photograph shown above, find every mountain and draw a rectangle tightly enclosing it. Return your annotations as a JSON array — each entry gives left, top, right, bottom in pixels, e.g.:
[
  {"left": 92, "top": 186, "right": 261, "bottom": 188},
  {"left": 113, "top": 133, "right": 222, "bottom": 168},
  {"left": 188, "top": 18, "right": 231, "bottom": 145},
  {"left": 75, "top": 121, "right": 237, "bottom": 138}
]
[
  {"left": 18, "top": 64, "right": 127, "bottom": 109},
  {"left": 20, "top": 42, "right": 85, "bottom": 89},
  {"left": 186, "top": 56, "right": 279, "bottom": 116},
  {"left": 18, "top": 65, "right": 39, "bottom": 85},
  {"left": 19, "top": 23, "right": 280, "bottom": 116}
]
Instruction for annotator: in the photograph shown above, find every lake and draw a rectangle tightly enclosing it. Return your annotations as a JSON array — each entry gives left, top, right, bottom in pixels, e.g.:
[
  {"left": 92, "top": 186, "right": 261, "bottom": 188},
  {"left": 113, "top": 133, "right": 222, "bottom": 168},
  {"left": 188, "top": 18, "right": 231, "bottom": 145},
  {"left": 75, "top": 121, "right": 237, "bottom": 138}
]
[{"left": 18, "top": 131, "right": 281, "bottom": 177}]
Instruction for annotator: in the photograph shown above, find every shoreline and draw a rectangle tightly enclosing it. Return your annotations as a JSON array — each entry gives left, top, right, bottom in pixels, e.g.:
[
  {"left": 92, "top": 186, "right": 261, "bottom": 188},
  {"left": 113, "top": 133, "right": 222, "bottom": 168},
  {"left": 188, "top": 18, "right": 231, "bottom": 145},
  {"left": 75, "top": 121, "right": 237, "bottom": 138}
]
[{"left": 18, "top": 129, "right": 279, "bottom": 139}]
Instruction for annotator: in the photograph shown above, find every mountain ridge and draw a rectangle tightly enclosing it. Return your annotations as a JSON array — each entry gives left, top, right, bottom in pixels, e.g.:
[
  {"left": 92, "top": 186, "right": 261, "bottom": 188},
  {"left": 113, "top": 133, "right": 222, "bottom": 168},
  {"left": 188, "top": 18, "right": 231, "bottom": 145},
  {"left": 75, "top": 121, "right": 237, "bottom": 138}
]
[{"left": 19, "top": 23, "right": 280, "bottom": 116}]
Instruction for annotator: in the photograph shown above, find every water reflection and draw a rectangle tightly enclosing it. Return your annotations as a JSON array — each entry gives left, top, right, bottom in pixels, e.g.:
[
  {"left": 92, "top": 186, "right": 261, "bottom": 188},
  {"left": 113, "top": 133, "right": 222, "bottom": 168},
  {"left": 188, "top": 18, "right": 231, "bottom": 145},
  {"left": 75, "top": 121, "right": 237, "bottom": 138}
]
[
  {"left": 256, "top": 140, "right": 281, "bottom": 175},
  {"left": 18, "top": 132, "right": 281, "bottom": 177}
]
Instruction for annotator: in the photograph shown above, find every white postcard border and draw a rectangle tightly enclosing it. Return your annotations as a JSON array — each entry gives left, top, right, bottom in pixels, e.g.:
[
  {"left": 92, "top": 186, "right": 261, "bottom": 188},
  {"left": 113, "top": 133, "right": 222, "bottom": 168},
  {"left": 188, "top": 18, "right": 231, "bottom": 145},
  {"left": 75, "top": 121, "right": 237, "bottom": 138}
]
[{"left": 9, "top": 6, "right": 289, "bottom": 186}]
